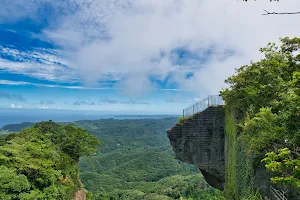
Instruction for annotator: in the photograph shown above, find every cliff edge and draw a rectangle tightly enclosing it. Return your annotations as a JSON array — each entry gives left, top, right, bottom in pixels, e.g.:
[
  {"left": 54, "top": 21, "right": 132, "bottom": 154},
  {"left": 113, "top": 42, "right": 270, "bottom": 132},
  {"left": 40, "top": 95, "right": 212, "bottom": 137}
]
[{"left": 167, "top": 106, "right": 225, "bottom": 190}]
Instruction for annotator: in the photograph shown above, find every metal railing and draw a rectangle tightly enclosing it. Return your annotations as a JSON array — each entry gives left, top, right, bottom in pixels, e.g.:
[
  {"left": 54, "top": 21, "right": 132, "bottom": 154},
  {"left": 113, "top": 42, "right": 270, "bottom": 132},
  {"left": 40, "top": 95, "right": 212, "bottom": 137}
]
[
  {"left": 270, "top": 186, "right": 288, "bottom": 200},
  {"left": 183, "top": 95, "right": 224, "bottom": 117}
]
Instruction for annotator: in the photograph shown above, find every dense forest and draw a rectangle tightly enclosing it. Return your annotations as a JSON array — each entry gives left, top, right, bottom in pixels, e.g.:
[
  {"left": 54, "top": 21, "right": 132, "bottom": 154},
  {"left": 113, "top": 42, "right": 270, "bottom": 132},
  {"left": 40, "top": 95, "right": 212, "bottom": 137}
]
[
  {"left": 0, "top": 121, "right": 100, "bottom": 199},
  {"left": 76, "top": 118, "right": 224, "bottom": 199},
  {"left": 0, "top": 118, "right": 224, "bottom": 200}
]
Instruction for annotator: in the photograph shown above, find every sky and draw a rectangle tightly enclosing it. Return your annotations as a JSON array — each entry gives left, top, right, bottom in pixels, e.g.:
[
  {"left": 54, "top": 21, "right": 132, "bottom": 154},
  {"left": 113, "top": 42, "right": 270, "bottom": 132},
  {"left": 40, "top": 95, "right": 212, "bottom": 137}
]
[{"left": 0, "top": 0, "right": 300, "bottom": 114}]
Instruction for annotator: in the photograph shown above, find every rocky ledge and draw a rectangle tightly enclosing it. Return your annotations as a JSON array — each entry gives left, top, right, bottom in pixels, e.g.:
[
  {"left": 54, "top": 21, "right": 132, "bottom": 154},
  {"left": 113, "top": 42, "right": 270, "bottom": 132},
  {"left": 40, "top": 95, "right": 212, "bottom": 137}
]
[{"left": 167, "top": 106, "right": 225, "bottom": 190}]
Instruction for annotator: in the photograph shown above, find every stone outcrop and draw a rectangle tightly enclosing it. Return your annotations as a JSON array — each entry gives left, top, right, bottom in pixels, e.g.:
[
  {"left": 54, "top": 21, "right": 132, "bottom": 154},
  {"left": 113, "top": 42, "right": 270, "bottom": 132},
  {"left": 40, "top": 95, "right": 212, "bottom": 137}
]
[
  {"left": 167, "top": 105, "right": 300, "bottom": 199},
  {"left": 74, "top": 181, "right": 86, "bottom": 200},
  {"left": 74, "top": 188, "right": 86, "bottom": 200},
  {"left": 167, "top": 106, "right": 225, "bottom": 190}
]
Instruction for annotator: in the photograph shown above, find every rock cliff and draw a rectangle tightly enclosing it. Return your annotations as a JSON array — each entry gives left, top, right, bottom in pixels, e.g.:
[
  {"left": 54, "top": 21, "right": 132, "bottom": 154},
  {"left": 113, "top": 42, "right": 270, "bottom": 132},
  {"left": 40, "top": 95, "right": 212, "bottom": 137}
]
[
  {"left": 167, "top": 106, "right": 225, "bottom": 190},
  {"left": 167, "top": 106, "right": 300, "bottom": 199}
]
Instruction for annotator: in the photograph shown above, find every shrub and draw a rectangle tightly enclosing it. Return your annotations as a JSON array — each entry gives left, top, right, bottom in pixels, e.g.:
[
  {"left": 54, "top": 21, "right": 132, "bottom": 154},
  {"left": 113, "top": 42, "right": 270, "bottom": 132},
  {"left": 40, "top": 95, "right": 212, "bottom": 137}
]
[{"left": 178, "top": 117, "right": 186, "bottom": 123}]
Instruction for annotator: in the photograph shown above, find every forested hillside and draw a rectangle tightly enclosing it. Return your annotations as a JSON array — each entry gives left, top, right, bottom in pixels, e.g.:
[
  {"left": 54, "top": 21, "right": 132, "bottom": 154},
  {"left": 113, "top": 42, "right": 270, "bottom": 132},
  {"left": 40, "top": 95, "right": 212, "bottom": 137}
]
[
  {"left": 0, "top": 118, "right": 224, "bottom": 199},
  {"left": 76, "top": 118, "right": 224, "bottom": 199},
  {"left": 0, "top": 121, "right": 101, "bottom": 199}
]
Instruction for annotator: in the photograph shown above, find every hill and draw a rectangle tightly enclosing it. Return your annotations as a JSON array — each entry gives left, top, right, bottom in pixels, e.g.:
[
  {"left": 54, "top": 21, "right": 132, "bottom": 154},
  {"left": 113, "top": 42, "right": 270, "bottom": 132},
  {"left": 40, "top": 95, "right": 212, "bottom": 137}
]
[
  {"left": 1, "top": 122, "right": 34, "bottom": 132},
  {"left": 0, "top": 118, "right": 224, "bottom": 199},
  {"left": 0, "top": 121, "right": 100, "bottom": 199},
  {"left": 76, "top": 118, "right": 224, "bottom": 199}
]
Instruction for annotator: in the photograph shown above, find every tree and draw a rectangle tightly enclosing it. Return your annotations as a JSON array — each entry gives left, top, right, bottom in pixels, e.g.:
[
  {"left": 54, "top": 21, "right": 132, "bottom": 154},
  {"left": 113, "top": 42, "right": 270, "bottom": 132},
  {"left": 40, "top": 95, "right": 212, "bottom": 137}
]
[
  {"left": 0, "top": 165, "right": 30, "bottom": 199},
  {"left": 30, "top": 121, "right": 102, "bottom": 161},
  {"left": 221, "top": 37, "right": 300, "bottom": 189},
  {"left": 0, "top": 121, "right": 102, "bottom": 199},
  {"left": 262, "top": 148, "right": 300, "bottom": 188}
]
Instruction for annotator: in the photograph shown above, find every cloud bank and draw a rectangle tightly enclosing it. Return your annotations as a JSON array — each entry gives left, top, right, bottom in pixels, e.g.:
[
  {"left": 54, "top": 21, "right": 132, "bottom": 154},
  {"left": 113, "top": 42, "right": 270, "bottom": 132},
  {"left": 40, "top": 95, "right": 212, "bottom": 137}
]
[
  {"left": 50, "top": 0, "right": 300, "bottom": 95},
  {"left": 1, "top": 0, "right": 300, "bottom": 96}
]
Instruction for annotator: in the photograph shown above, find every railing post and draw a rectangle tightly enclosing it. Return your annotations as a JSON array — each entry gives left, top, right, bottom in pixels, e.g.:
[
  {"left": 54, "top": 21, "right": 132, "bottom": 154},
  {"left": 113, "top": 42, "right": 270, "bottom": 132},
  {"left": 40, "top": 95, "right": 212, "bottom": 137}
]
[
  {"left": 193, "top": 104, "right": 194, "bottom": 114},
  {"left": 208, "top": 95, "right": 210, "bottom": 107}
]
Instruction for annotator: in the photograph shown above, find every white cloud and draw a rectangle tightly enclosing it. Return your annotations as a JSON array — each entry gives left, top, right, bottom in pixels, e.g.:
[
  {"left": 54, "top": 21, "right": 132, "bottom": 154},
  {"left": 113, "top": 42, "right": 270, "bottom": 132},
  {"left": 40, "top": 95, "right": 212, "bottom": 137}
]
[
  {"left": 10, "top": 104, "right": 22, "bottom": 108},
  {"left": 0, "top": 80, "right": 111, "bottom": 90},
  {"left": 2, "top": 0, "right": 300, "bottom": 97},
  {"left": 43, "top": 0, "right": 300, "bottom": 96},
  {"left": 38, "top": 105, "right": 49, "bottom": 109},
  {"left": 0, "top": 80, "right": 187, "bottom": 91},
  {"left": 0, "top": 45, "right": 79, "bottom": 82},
  {"left": 0, "top": 46, "right": 68, "bottom": 65},
  {"left": 0, "top": 45, "right": 126, "bottom": 83}
]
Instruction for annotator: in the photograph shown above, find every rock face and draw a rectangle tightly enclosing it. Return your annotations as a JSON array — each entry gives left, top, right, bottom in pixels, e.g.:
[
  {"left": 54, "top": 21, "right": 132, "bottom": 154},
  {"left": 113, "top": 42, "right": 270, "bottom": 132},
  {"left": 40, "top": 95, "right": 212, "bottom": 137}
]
[
  {"left": 74, "top": 181, "right": 86, "bottom": 200},
  {"left": 167, "top": 106, "right": 299, "bottom": 199},
  {"left": 167, "top": 106, "right": 225, "bottom": 190},
  {"left": 74, "top": 188, "right": 86, "bottom": 200}
]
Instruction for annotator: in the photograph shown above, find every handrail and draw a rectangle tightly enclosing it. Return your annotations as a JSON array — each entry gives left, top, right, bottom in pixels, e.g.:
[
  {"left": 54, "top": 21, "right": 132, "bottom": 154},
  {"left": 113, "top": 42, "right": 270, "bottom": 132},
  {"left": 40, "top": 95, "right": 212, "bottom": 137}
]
[
  {"left": 182, "top": 95, "right": 224, "bottom": 117},
  {"left": 270, "top": 186, "right": 288, "bottom": 200}
]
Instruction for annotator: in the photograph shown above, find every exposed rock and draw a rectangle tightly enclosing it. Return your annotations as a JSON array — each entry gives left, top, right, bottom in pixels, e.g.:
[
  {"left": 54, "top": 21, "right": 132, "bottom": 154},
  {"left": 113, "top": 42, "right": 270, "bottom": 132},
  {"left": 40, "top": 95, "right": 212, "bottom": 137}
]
[
  {"left": 167, "top": 106, "right": 299, "bottom": 199},
  {"left": 74, "top": 188, "right": 86, "bottom": 200},
  {"left": 167, "top": 106, "right": 225, "bottom": 190},
  {"left": 74, "top": 180, "right": 86, "bottom": 200}
]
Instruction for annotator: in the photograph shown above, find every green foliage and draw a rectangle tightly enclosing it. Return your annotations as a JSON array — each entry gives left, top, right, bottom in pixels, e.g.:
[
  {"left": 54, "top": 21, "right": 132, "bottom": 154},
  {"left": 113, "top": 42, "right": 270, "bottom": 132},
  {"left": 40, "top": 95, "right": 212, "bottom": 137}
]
[
  {"left": 224, "top": 107, "right": 237, "bottom": 198},
  {"left": 32, "top": 121, "right": 102, "bottom": 161},
  {"left": 0, "top": 133, "right": 18, "bottom": 146},
  {"left": 240, "top": 108, "right": 284, "bottom": 155},
  {"left": 0, "top": 121, "right": 101, "bottom": 199},
  {"left": 221, "top": 37, "right": 300, "bottom": 195},
  {"left": 241, "top": 190, "right": 263, "bottom": 200},
  {"left": 224, "top": 107, "right": 255, "bottom": 200},
  {"left": 221, "top": 37, "right": 300, "bottom": 118},
  {"left": 77, "top": 118, "right": 224, "bottom": 199},
  {"left": 2, "top": 118, "right": 225, "bottom": 199},
  {"left": 178, "top": 117, "right": 186, "bottom": 123},
  {"left": 0, "top": 165, "right": 30, "bottom": 199},
  {"left": 87, "top": 175, "right": 225, "bottom": 200},
  {"left": 75, "top": 118, "right": 175, "bottom": 153},
  {"left": 262, "top": 148, "right": 300, "bottom": 188}
]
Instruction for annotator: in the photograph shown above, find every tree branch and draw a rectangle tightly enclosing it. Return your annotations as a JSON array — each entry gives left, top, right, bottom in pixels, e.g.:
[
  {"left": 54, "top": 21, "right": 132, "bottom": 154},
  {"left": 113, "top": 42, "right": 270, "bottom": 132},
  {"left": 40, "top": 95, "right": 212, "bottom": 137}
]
[{"left": 263, "top": 9, "right": 300, "bottom": 15}]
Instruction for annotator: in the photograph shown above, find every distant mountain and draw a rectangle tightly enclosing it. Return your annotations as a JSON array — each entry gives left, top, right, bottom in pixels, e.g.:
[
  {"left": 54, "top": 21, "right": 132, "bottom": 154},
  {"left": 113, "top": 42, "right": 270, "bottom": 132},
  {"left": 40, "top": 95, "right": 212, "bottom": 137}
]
[{"left": 1, "top": 122, "right": 34, "bottom": 132}]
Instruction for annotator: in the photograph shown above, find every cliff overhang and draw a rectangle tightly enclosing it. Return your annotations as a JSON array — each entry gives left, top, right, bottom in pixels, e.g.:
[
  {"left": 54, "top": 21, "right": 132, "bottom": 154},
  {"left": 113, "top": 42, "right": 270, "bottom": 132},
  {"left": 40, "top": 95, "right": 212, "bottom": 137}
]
[{"left": 167, "top": 106, "right": 225, "bottom": 190}]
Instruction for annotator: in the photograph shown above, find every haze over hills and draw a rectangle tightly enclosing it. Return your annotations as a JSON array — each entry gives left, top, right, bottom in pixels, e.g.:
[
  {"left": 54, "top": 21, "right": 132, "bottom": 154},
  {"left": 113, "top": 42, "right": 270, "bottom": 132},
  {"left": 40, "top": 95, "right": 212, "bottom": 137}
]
[{"left": 0, "top": 108, "right": 179, "bottom": 127}]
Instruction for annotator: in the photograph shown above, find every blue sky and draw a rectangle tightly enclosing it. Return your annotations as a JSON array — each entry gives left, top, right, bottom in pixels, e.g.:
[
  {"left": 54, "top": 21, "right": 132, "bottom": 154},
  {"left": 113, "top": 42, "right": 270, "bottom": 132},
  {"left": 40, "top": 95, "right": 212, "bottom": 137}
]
[{"left": 0, "top": 0, "right": 299, "bottom": 114}]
